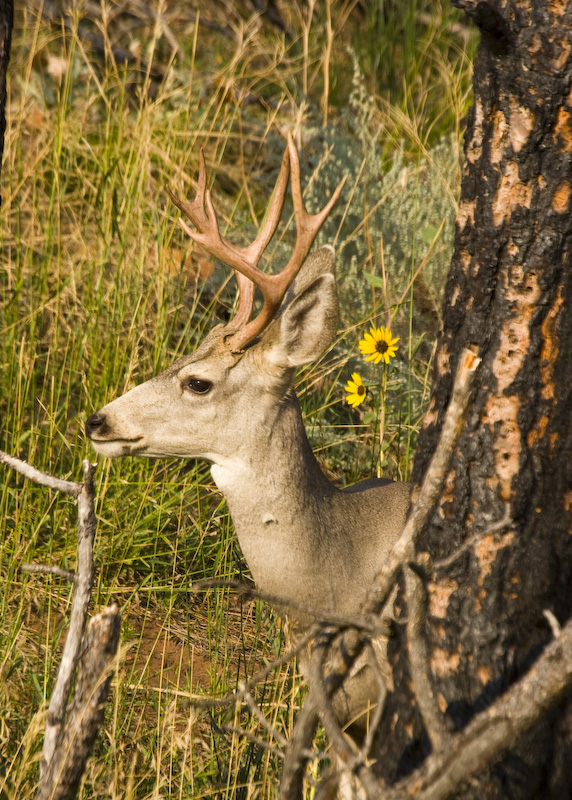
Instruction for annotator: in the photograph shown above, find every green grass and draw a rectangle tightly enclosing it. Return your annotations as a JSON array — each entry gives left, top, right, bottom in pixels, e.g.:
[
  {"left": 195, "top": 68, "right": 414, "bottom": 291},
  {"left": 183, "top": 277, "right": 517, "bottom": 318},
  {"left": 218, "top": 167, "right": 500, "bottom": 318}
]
[{"left": 0, "top": 2, "right": 475, "bottom": 797}]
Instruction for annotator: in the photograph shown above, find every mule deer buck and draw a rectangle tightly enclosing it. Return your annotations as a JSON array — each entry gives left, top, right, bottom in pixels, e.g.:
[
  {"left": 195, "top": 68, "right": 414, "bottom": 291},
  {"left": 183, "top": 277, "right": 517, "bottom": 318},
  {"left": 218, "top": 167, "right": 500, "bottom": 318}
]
[{"left": 86, "top": 134, "right": 411, "bottom": 734}]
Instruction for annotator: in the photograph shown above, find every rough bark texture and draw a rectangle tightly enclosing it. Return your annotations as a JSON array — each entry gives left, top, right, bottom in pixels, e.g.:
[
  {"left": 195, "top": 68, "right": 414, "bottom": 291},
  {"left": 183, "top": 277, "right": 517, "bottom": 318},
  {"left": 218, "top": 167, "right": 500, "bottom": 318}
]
[
  {"left": 37, "top": 607, "right": 121, "bottom": 800},
  {"left": 377, "top": 2, "right": 572, "bottom": 797},
  {"left": 0, "top": 0, "right": 13, "bottom": 203}
]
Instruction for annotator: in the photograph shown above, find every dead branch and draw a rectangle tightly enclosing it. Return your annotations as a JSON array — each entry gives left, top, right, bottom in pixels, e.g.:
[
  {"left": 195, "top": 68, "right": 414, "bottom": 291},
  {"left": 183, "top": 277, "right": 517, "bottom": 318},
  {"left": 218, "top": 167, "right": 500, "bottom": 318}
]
[
  {"left": 379, "top": 614, "right": 572, "bottom": 800},
  {"left": 431, "top": 504, "right": 512, "bottom": 573},
  {"left": 37, "top": 606, "right": 121, "bottom": 800},
  {"left": 217, "top": 721, "right": 286, "bottom": 761},
  {"left": 290, "top": 571, "right": 572, "bottom": 800},
  {"left": 279, "top": 697, "right": 320, "bottom": 799},
  {"left": 21, "top": 564, "right": 77, "bottom": 584},
  {"left": 309, "top": 634, "right": 359, "bottom": 764},
  {"left": 280, "top": 348, "right": 481, "bottom": 798},
  {"left": 0, "top": 450, "right": 82, "bottom": 497},
  {"left": 40, "top": 460, "right": 97, "bottom": 780},
  {"left": 1, "top": 451, "right": 120, "bottom": 800},
  {"left": 308, "top": 635, "right": 382, "bottom": 799},
  {"left": 360, "top": 641, "right": 388, "bottom": 761},
  {"left": 324, "top": 348, "right": 482, "bottom": 691},
  {"left": 237, "top": 681, "right": 289, "bottom": 748},
  {"left": 366, "top": 348, "right": 482, "bottom": 617},
  {"left": 404, "top": 565, "right": 451, "bottom": 751},
  {"left": 189, "top": 624, "right": 318, "bottom": 711},
  {"left": 191, "top": 578, "right": 388, "bottom": 636}
]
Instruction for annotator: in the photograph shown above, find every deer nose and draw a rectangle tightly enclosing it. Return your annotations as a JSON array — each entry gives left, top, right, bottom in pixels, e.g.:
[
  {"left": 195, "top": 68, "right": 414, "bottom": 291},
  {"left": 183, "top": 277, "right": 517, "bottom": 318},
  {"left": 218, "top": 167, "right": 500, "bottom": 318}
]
[{"left": 85, "top": 412, "right": 107, "bottom": 438}]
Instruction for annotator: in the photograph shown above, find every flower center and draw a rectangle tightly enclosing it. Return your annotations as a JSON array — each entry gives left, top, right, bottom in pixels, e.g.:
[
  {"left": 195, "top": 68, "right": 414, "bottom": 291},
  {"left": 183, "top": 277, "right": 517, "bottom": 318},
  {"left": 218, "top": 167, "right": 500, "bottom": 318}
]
[
  {"left": 358, "top": 385, "right": 366, "bottom": 397},
  {"left": 375, "top": 340, "right": 389, "bottom": 354}
]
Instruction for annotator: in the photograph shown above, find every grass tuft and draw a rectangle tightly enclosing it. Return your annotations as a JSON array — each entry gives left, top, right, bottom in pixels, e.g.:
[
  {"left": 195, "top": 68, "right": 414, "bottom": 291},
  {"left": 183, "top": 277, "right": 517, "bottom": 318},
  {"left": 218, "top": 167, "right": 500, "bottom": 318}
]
[{"left": 0, "top": 3, "right": 475, "bottom": 796}]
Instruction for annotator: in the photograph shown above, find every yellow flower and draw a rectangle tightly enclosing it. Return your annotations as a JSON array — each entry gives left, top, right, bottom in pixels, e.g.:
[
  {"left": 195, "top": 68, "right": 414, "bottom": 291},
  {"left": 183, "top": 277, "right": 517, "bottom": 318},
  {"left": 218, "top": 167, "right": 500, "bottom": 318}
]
[
  {"left": 359, "top": 326, "right": 399, "bottom": 365},
  {"left": 345, "top": 372, "right": 367, "bottom": 408}
]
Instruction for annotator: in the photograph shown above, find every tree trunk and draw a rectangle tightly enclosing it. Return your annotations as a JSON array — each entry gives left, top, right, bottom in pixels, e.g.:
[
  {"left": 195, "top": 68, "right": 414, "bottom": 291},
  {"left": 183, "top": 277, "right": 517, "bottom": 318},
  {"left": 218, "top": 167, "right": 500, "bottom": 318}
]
[
  {"left": 0, "top": 0, "right": 13, "bottom": 204},
  {"left": 377, "top": 2, "right": 572, "bottom": 797}
]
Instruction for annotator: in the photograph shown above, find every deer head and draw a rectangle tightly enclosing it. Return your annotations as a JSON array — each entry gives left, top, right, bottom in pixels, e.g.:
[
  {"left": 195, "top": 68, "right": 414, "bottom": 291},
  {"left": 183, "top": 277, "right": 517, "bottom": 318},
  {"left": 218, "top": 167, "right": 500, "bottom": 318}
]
[
  {"left": 86, "top": 135, "right": 346, "bottom": 464},
  {"left": 85, "top": 142, "right": 411, "bottom": 737}
]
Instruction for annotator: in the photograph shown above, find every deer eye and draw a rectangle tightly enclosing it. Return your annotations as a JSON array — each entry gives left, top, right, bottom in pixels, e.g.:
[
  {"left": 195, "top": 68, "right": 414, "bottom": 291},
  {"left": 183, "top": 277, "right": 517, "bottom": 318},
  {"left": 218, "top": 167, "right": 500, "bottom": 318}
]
[{"left": 185, "top": 377, "right": 212, "bottom": 395}]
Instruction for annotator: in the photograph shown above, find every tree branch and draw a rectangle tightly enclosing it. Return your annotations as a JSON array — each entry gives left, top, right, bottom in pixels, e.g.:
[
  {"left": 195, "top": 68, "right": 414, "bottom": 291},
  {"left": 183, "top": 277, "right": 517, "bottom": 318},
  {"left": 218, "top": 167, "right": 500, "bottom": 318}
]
[
  {"left": 383, "top": 615, "right": 572, "bottom": 800},
  {"left": 21, "top": 564, "right": 77, "bottom": 584},
  {"left": 0, "top": 450, "right": 82, "bottom": 497},
  {"left": 405, "top": 565, "right": 451, "bottom": 751},
  {"left": 189, "top": 623, "right": 318, "bottom": 711},
  {"left": 191, "top": 578, "right": 387, "bottom": 636},
  {"left": 309, "top": 635, "right": 383, "bottom": 800},
  {"left": 1, "top": 451, "right": 120, "bottom": 800},
  {"left": 281, "top": 348, "right": 481, "bottom": 798},
  {"left": 40, "top": 460, "right": 97, "bottom": 779},
  {"left": 450, "top": 0, "right": 512, "bottom": 46},
  {"left": 279, "top": 698, "right": 321, "bottom": 799},
  {"left": 37, "top": 606, "right": 121, "bottom": 800}
]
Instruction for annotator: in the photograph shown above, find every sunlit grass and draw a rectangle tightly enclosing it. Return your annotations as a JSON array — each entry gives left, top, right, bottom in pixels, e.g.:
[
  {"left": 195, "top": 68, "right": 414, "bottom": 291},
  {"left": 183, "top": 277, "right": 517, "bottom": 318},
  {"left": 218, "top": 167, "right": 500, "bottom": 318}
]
[{"left": 0, "top": 2, "right": 474, "bottom": 797}]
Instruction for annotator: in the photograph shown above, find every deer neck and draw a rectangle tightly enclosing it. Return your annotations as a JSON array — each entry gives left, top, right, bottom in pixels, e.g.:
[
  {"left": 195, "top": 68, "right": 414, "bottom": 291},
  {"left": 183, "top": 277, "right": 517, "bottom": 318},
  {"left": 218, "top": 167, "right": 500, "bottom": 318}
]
[{"left": 208, "top": 389, "right": 340, "bottom": 609}]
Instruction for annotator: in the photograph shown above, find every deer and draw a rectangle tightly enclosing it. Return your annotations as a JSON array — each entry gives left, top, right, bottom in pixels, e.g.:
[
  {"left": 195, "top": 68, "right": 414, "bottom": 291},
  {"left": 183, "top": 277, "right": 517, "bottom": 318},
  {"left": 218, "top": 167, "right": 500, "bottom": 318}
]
[{"left": 86, "top": 134, "right": 411, "bottom": 737}]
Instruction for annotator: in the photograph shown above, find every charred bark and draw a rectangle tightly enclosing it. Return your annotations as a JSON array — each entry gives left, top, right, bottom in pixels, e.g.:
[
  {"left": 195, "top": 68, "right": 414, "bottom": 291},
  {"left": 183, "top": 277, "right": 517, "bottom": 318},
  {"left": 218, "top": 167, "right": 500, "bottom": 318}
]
[
  {"left": 0, "top": 0, "right": 12, "bottom": 203},
  {"left": 377, "top": 2, "right": 572, "bottom": 797}
]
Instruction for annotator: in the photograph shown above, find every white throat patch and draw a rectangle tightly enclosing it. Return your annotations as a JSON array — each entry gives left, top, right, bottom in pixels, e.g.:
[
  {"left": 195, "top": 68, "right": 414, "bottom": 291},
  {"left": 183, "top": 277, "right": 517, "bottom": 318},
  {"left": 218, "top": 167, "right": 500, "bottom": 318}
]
[{"left": 209, "top": 455, "right": 253, "bottom": 494}]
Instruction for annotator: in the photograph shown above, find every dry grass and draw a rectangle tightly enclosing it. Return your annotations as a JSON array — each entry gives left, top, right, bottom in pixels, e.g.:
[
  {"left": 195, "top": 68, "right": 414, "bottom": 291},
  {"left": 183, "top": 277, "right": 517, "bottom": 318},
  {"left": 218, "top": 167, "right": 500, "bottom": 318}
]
[{"left": 0, "top": 2, "right": 475, "bottom": 797}]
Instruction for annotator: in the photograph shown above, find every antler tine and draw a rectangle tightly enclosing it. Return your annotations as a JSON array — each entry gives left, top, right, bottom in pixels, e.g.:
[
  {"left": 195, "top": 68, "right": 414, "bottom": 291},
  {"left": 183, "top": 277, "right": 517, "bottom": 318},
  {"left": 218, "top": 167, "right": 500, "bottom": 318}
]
[
  {"left": 166, "top": 147, "right": 291, "bottom": 334},
  {"left": 165, "top": 149, "right": 209, "bottom": 231},
  {"left": 217, "top": 145, "right": 290, "bottom": 333},
  {"left": 228, "top": 272, "right": 256, "bottom": 333},
  {"left": 243, "top": 145, "right": 290, "bottom": 265},
  {"left": 167, "top": 138, "right": 345, "bottom": 354},
  {"left": 287, "top": 132, "right": 347, "bottom": 269},
  {"left": 226, "top": 133, "right": 347, "bottom": 352}
]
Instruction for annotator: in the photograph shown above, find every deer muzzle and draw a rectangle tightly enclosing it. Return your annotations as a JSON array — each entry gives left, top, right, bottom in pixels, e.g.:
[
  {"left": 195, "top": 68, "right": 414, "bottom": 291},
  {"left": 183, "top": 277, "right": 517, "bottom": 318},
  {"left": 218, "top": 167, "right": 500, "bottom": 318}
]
[{"left": 86, "top": 410, "right": 144, "bottom": 457}]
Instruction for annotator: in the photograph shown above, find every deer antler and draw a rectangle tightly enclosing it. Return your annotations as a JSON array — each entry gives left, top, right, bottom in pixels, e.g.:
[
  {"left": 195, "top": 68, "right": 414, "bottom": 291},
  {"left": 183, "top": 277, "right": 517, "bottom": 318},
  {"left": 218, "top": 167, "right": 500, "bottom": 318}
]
[{"left": 166, "top": 133, "right": 346, "bottom": 353}]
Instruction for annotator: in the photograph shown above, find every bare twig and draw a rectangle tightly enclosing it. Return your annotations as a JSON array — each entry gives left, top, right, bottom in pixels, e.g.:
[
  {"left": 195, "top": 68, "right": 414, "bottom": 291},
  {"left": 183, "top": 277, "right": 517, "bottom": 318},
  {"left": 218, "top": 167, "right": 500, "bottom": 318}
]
[
  {"left": 308, "top": 636, "right": 383, "bottom": 800},
  {"left": 217, "top": 722, "right": 286, "bottom": 760},
  {"left": 279, "top": 698, "right": 320, "bottom": 799},
  {"left": 543, "top": 609, "right": 562, "bottom": 638},
  {"left": 189, "top": 624, "right": 318, "bottom": 710},
  {"left": 329, "top": 349, "right": 481, "bottom": 686},
  {"left": 21, "top": 564, "right": 77, "bottom": 584},
  {"left": 431, "top": 504, "right": 512, "bottom": 573},
  {"left": 40, "top": 460, "right": 97, "bottom": 780},
  {"left": 0, "top": 450, "right": 81, "bottom": 497},
  {"left": 366, "top": 349, "right": 481, "bottom": 617},
  {"left": 239, "top": 681, "right": 289, "bottom": 748},
  {"left": 360, "top": 641, "right": 388, "bottom": 761},
  {"left": 405, "top": 565, "right": 451, "bottom": 751},
  {"left": 1, "top": 450, "right": 118, "bottom": 800},
  {"left": 299, "top": 592, "right": 572, "bottom": 800},
  {"left": 191, "top": 578, "right": 388, "bottom": 636},
  {"left": 309, "top": 635, "right": 358, "bottom": 765},
  {"left": 281, "top": 348, "right": 481, "bottom": 798}
]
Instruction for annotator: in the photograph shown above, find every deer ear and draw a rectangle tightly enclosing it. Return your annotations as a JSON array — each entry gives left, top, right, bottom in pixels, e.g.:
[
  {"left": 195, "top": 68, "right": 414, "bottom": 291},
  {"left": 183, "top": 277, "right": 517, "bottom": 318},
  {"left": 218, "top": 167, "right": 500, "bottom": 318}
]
[{"left": 261, "top": 248, "right": 339, "bottom": 368}]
